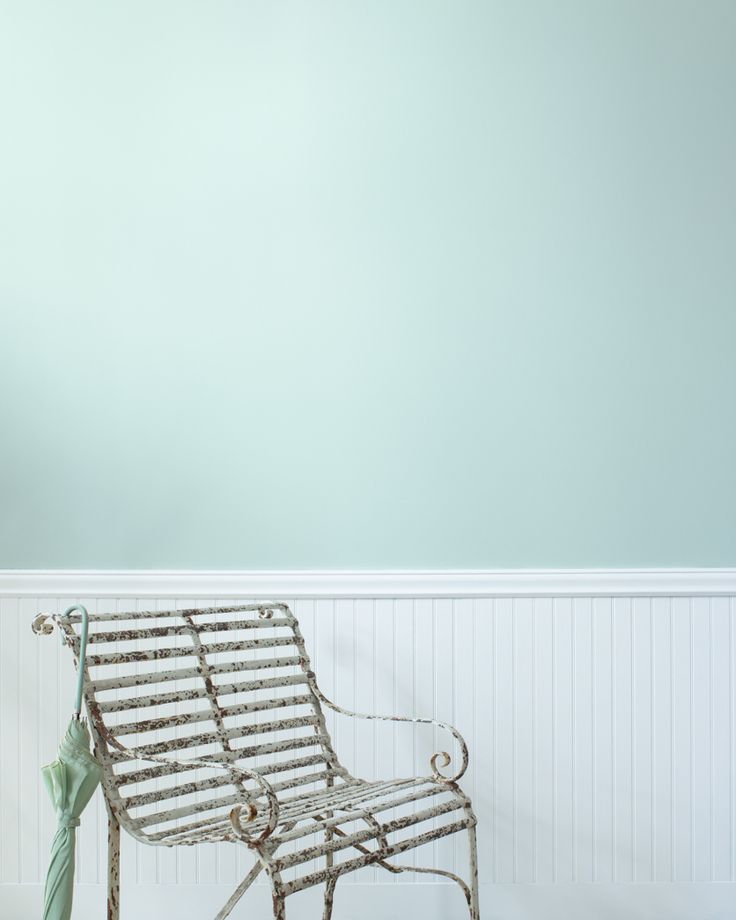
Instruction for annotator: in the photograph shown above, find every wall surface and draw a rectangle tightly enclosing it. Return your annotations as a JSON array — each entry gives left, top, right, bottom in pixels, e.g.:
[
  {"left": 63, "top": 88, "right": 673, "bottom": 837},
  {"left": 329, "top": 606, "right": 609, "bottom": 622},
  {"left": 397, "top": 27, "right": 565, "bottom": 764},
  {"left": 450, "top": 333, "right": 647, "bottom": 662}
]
[
  {"left": 1, "top": 574, "right": 735, "bottom": 919},
  {"left": 2, "top": 2, "right": 736, "bottom": 569}
]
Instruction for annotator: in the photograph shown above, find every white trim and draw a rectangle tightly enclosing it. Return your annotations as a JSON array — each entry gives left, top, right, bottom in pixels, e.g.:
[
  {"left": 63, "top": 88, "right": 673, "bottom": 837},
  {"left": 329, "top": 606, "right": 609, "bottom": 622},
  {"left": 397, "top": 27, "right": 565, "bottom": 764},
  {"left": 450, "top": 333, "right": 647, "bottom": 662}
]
[{"left": 0, "top": 568, "right": 735, "bottom": 597}]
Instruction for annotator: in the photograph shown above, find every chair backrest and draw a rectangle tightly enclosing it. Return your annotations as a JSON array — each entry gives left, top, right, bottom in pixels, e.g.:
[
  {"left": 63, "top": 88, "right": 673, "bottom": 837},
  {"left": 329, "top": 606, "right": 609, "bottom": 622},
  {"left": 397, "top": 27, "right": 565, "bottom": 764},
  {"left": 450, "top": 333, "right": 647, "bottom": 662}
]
[{"left": 57, "top": 603, "right": 342, "bottom": 843}]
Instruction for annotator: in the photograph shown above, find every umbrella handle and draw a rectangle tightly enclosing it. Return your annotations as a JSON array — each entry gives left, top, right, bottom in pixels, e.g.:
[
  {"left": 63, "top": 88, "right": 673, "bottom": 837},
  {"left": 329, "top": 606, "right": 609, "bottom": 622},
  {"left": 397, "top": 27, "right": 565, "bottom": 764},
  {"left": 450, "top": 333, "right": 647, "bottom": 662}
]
[{"left": 62, "top": 604, "right": 89, "bottom": 719}]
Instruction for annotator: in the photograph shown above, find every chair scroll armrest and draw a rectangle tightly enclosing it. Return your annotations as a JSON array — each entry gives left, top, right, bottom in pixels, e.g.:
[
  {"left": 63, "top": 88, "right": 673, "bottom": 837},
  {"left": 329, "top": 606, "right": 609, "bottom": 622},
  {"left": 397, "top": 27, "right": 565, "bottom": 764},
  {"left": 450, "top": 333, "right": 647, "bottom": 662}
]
[
  {"left": 100, "top": 733, "right": 280, "bottom": 846},
  {"left": 310, "top": 681, "right": 469, "bottom": 783}
]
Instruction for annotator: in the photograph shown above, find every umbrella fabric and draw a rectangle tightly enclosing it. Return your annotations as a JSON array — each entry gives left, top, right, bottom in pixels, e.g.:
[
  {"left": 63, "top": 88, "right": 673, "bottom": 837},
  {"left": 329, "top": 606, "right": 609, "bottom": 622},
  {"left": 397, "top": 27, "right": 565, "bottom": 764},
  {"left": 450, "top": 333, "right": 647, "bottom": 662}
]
[{"left": 41, "top": 717, "right": 103, "bottom": 920}]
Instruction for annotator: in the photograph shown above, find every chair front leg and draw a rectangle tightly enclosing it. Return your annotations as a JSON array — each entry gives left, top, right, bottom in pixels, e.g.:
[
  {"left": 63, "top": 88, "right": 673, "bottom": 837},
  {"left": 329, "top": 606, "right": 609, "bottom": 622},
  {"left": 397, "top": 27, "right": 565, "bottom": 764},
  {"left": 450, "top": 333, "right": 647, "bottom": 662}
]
[
  {"left": 468, "top": 823, "right": 480, "bottom": 920},
  {"left": 272, "top": 893, "right": 286, "bottom": 920},
  {"left": 269, "top": 871, "right": 287, "bottom": 920},
  {"left": 322, "top": 877, "right": 338, "bottom": 920}
]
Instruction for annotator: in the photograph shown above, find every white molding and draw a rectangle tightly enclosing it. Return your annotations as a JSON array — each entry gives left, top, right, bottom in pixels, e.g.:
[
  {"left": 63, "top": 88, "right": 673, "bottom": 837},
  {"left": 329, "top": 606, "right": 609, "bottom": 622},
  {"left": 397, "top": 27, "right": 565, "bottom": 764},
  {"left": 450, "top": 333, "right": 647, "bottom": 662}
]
[{"left": 0, "top": 568, "right": 735, "bottom": 597}]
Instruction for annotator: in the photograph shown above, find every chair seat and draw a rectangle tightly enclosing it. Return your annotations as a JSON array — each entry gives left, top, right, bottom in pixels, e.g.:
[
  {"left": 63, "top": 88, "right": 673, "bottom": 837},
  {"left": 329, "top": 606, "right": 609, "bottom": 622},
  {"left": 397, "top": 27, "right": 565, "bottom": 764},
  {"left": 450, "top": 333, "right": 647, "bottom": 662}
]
[{"left": 152, "top": 773, "right": 473, "bottom": 890}]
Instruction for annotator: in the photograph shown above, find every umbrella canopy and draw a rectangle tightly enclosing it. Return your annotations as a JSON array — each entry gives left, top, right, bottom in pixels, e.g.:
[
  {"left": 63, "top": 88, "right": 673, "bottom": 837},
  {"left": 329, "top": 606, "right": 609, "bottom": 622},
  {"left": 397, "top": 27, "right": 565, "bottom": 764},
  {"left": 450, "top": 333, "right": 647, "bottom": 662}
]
[{"left": 42, "top": 717, "right": 103, "bottom": 920}]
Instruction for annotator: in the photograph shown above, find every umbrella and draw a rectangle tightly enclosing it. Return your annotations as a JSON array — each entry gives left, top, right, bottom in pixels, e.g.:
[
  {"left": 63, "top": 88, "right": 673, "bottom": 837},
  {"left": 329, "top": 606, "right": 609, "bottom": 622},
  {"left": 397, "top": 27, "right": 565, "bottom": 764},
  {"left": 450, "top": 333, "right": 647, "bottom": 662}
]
[{"left": 41, "top": 605, "right": 103, "bottom": 920}]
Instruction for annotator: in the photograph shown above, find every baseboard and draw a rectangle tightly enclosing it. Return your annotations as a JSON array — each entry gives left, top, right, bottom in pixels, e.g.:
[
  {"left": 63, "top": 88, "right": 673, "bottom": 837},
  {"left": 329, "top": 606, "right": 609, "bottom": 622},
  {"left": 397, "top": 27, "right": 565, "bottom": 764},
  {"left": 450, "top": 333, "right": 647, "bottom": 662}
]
[
  {"left": 1, "top": 568, "right": 735, "bottom": 597},
  {"left": 3, "top": 882, "right": 735, "bottom": 920}
]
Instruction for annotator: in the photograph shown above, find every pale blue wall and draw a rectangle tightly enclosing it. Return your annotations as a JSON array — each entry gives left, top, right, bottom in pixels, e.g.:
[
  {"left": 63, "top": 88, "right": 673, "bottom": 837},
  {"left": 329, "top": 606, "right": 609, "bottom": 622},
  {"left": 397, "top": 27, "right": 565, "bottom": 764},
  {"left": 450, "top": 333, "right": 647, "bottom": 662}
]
[{"left": 2, "top": 2, "right": 735, "bottom": 568}]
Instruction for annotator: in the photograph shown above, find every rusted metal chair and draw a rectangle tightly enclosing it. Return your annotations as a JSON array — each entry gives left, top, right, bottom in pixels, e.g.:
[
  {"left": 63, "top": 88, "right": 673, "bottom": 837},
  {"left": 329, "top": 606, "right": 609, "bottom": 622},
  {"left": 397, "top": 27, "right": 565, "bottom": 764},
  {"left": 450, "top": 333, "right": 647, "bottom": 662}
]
[{"left": 33, "top": 603, "right": 479, "bottom": 919}]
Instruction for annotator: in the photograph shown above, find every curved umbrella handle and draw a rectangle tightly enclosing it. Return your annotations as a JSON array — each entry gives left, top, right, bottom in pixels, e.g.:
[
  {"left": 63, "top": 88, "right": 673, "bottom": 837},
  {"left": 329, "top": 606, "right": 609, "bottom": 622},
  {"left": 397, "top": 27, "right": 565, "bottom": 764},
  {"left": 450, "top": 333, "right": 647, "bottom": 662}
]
[{"left": 62, "top": 605, "right": 89, "bottom": 719}]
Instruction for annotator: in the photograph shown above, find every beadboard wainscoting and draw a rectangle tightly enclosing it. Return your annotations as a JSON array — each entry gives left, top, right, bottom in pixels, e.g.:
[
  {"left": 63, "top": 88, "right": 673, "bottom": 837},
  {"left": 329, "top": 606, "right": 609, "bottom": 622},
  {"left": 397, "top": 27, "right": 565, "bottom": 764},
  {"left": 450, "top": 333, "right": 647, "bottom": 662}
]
[{"left": 1, "top": 571, "right": 735, "bottom": 919}]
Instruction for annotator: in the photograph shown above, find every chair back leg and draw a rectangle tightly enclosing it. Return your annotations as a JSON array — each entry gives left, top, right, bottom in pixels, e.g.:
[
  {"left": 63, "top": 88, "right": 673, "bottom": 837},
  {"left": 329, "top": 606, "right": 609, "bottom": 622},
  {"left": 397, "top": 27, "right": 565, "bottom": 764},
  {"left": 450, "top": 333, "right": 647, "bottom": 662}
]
[
  {"left": 106, "top": 805, "right": 121, "bottom": 920},
  {"left": 323, "top": 811, "right": 336, "bottom": 920}
]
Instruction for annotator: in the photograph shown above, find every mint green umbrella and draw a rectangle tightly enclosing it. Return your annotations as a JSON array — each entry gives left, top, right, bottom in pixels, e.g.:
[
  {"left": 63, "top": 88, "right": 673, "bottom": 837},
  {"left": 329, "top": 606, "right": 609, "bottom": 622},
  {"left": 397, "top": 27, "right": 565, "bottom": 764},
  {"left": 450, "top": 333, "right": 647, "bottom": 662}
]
[{"left": 41, "top": 605, "right": 103, "bottom": 920}]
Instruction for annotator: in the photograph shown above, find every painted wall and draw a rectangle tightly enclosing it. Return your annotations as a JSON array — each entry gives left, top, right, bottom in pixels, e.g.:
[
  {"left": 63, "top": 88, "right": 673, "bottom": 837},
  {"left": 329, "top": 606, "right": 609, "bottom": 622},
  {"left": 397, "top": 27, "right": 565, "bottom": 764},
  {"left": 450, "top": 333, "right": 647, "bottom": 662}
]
[
  {"left": 2, "top": 2, "right": 735, "bottom": 569},
  {"left": 1, "top": 586, "right": 735, "bottom": 920}
]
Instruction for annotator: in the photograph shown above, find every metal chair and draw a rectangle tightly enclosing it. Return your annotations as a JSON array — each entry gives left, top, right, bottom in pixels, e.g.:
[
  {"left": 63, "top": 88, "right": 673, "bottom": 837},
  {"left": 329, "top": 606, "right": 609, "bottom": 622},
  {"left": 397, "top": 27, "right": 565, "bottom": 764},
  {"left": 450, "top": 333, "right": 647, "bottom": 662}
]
[{"left": 34, "top": 603, "right": 479, "bottom": 919}]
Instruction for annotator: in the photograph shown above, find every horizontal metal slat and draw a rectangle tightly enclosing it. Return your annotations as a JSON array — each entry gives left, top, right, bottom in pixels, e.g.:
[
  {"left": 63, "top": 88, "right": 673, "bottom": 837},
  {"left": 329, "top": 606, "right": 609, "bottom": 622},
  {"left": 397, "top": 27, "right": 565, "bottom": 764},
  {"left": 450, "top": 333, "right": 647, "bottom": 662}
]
[
  {"left": 97, "top": 685, "right": 208, "bottom": 711},
  {"left": 146, "top": 810, "right": 235, "bottom": 842},
  {"left": 226, "top": 714, "right": 320, "bottom": 742},
  {"left": 124, "top": 752, "right": 328, "bottom": 809},
  {"left": 86, "top": 617, "right": 294, "bottom": 643},
  {"left": 126, "top": 773, "right": 234, "bottom": 810},
  {"left": 87, "top": 635, "right": 295, "bottom": 667},
  {"left": 92, "top": 655, "right": 303, "bottom": 695},
  {"left": 112, "top": 691, "right": 313, "bottom": 736},
  {"left": 113, "top": 733, "right": 332, "bottom": 782},
  {"left": 273, "top": 797, "right": 464, "bottom": 871},
  {"left": 137, "top": 792, "right": 242, "bottom": 829},
  {"left": 274, "top": 783, "right": 447, "bottom": 846},
  {"left": 66, "top": 603, "right": 292, "bottom": 623},
  {"left": 114, "top": 714, "right": 319, "bottom": 760},
  {"left": 148, "top": 773, "right": 353, "bottom": 844},
  {"left": 283, "top": 819, "right": 471, "bottom": 895}
]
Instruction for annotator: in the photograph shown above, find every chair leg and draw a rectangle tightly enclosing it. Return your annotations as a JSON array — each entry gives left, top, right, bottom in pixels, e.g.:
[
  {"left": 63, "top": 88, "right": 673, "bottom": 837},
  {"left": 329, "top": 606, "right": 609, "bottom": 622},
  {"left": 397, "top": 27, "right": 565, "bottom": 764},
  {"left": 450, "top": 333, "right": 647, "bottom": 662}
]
[
  {"left": 106, "top": 806, "right": 120, "bottom": 920},
  {"left": 269, "top": 871, "right": 287, "bottom": 920},
  {"left": 468, "top": 824, "right": 480, "bottom": 919},
  {"left": 272, "top": 893, "right": 286, "bottom": 920},
  {"left": 322, "top": 877, "right": 338, "bottom": 920},
  {"left": 322, "top": 808, "right": 336, "bottom": 919}
]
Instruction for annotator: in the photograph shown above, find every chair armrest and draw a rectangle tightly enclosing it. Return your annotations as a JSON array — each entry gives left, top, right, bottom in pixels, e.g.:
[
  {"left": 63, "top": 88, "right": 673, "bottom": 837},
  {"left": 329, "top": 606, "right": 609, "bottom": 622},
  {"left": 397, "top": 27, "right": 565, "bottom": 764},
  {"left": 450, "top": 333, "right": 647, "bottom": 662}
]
[
  {"left": 100, "top": 732, "right": 280, "bottom": 846},
  {"left": 310, "top": 681, "right": 469, "bottom": 784}
]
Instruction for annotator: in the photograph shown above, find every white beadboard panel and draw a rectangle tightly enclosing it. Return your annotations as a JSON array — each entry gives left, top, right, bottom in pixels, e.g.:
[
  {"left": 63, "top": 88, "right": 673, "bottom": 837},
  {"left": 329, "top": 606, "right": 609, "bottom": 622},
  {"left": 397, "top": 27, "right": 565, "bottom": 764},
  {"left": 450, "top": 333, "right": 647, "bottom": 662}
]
[
  {"left": 534, "top": 597, "right": 555, "bottom": 884},
  {"left": 553, "top": 597, "right": 574, "bottom": 883},
  {"left": 494, "top": 598, "right": 514, "bottom": 883},
  {"left": 632, "top": 596, "right": 653, "bottom": 883},
  {"left": 1, "top": 585, "right": 735, "bottom": 919}
]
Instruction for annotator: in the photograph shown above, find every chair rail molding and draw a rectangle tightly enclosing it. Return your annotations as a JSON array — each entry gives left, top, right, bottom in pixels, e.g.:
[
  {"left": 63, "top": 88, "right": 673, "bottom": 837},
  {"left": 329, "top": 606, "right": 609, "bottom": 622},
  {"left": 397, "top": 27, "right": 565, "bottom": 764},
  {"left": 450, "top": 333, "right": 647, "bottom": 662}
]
[{"left": 0, "top": 568, "right": 735, "bottom": 597}]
